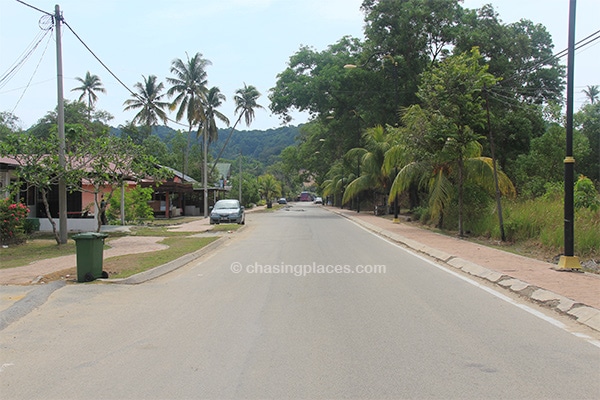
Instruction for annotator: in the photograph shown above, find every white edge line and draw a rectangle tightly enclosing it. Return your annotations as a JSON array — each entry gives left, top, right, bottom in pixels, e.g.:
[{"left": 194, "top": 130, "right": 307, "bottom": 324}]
[{"left": 345, "top": 217, "right": 600, "bottom": 349}]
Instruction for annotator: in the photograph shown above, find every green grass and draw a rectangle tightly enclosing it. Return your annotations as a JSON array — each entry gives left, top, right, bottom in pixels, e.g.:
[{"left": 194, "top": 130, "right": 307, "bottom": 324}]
[
  {"left": 0, "top": 222, "right": 223, "bottom": 273},
  {"left": 470, "top": 197, "right": 600, "bottom": 260},
  {"left": 210, "top": 223, "right": 242, "bottom": 232},
  {"left": 104, "top": 236, "right": 219, "bottom": 279},
  {"left": 1, "top": 239, "right": 77, "bottom": 269}
]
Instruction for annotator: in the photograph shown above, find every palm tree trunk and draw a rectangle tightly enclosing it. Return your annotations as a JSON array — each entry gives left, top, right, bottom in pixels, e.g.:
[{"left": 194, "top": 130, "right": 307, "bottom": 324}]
[
  {"left": 183, "top": 123, "right": 193, "bottom": 178},
  {"left": 209, "top": 113, "right": 244, "bottom": 176}
]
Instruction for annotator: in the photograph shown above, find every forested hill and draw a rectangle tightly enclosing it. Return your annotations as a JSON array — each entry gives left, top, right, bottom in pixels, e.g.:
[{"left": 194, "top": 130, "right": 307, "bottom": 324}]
[
  {"left": 113, "top": 124, "right": 302, "bottom": 165},
  {"left": 209, "top": 125, "right": 301, "bottom": 163}
]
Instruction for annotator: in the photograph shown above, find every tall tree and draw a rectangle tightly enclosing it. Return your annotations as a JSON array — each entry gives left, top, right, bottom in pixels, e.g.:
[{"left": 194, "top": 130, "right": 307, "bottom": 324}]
[
  {"left": 123, "top": 74, "right": 170, "bottom": 128},
  {"left": 417, "top": 48, "right": 498, "bottom": 235},
  {"left": 71, "top": 71, "right": 106, "bottom": 118},
  {"left": 167, "top": 52, "right": 211, "bottom": 177},
  {"left": 387, "top": 49, "right": 516, "bottom": 235},
  {"left": 202, "top": 86, "right": 229, "bottom": 145},
  {"left": 211, "top": 83, "right": 263, "bottom": 173},
  {"left": 342, "top": 125, "right": 396, "bottom": 209},
  {"left": 582, "top": 85, "right": 599, "bottom": 104},
  {"left": 361, "top": 0, "right": 464, "bottom": 106}
]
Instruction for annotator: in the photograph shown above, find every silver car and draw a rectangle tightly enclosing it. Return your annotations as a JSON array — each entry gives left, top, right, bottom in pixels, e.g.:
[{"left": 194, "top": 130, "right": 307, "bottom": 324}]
[{"left": 209, "top": 199, "right": 245, "bottom": 225}]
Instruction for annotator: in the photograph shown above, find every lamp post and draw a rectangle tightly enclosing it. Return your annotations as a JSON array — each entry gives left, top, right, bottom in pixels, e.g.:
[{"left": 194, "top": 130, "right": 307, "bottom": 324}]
[{"left": 557, "top": 0, "right": 582, "bottom": 271}]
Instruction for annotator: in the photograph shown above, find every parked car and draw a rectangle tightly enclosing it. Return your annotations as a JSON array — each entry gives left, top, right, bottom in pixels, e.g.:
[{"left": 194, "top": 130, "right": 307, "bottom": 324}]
[
  {"left": 314, "top": 197, "right": 323, "bottom": 204},
  {"left": 277, "top": 198, "right": 288, "bottom": 204},
  {"left": 209, "top": 199, "right": 245, "bottom": 225}
]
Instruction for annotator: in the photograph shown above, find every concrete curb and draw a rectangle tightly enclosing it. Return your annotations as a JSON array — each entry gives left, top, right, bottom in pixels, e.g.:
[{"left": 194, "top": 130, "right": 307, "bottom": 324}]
[
  {"left": 103, "top": 235, "right": 228, "bottom": 285},
  {"left": 333, "top": 209, "right": 600, "bottom": 333},
  {"left": 0, "top": 280, "right": 66, "bottom": 331}
]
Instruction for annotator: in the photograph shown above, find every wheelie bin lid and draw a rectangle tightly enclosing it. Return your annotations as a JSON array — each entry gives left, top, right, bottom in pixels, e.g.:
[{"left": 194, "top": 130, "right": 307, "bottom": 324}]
[{"left": 72, "top": 232, "right": 109, "bottom": 240}]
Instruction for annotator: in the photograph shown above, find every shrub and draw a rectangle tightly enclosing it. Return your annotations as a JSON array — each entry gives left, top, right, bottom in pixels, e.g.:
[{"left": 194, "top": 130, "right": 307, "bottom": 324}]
[
  {"left": 22, "top": 218, "right": 40, "bottom": 234},
  {"left": 0, "top": 199, "right": 29, "bottom": 245},
  {"left": 108, "top": 186, "right": 154, "bottom": 223},
  {"left": 574, "top": 175, "right": 600, "bottom": 211}
]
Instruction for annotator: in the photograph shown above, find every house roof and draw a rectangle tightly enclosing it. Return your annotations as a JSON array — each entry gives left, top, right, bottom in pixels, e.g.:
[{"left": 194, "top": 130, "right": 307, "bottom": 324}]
[
  {"left": 215, "top": 163, "right": 231, "bottom": 179},
  {"left": 160, "top": 165, "right": 198, "bottom": 184}
]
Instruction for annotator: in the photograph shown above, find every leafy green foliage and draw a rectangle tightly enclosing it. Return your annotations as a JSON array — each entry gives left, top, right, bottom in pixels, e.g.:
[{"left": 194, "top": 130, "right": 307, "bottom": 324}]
[
  {"left": 108, "top": 186, "right": 155, "bottom": 223},
  {"left": 258, "top": 174, "right": 282, "bottom": 204},
  {"left": 513, "top": 124, "right": 591, "bottom": 198},
  {"left": 574, "top": 175, "right": 600, "bottom": 211},
  {"left": 574, "top": 102, "right": 600, "bottom": 182}
]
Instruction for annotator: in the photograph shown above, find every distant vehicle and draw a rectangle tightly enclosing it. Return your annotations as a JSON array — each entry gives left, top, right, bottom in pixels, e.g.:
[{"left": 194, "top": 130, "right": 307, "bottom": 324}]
[
  {"left": 277, "top": 198, "right": 288, "bottom": 204},
  {"left": 314, "top": 197, "right": 323, "bottom": 204},
  {"left": 209, "top": 199, "right": 245, "bottom": 225},
  {"left": 298, "top": 192, "right": 313, "bottom": 202}
]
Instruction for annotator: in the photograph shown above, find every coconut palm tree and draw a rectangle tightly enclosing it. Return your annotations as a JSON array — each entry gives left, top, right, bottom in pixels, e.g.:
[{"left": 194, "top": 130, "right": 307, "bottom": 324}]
[
  {"left": 388, "top": 116, "right": 516, "bottom": 233},
  {"left": 123, "top": 75, "right": 170, "bottom": 128},
  {"left": 342, "top": 125, "right": 397, "bottom": 211},
  {"left": 198, "top": 86, "right": 229, "bottom": 218},
  {"left": 211, "top": 83, "right": 263, "bottom": 173},
  {"left": 582, "top": 85, "right": 599, "bottom": 104},
  {"left": 167, "top": 52, "right": 211, "bottom": 176},
  {"left": 321, "top": 159, "right": 353, "bottom": 208},
  {"left": 258, "top": 174, "right": 281, "bottom": 208},
  {"left": 71, "top": 71, "right": 106, "bottom": 118},
  {"left": 201, "top": 86, "right": 229, "bottom": 145}
]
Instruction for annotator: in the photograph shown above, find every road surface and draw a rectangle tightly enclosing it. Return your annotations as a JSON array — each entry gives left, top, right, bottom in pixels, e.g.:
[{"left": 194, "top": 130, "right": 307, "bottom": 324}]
[{"left": 1, "top": 203, "right": 599, "bottom": 399}]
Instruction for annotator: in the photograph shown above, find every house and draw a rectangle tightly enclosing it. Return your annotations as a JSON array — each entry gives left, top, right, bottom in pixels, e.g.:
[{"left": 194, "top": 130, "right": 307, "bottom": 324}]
[
  {"left": 1, "top": 156, "right": 231, "bottom": 230},
  {"left": 142, "top": 166, "right": 197, "bottom": 218}
]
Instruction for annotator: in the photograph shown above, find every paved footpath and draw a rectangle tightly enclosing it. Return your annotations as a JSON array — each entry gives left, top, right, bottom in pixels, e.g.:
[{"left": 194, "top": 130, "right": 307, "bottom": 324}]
[{"left": 1, "top": 205, "right": 599, "bottom": 333}]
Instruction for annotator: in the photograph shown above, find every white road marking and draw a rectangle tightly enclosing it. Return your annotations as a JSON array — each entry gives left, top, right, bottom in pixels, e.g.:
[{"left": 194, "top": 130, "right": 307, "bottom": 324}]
[{"left": 347, "top": 217, "right": 600, "bottom": 349}]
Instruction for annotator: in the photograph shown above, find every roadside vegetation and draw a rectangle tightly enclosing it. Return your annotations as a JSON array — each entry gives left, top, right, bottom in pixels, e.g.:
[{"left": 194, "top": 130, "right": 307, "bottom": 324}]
[{"left": 0, "top": 222, "right": 239, "bottom": 280}]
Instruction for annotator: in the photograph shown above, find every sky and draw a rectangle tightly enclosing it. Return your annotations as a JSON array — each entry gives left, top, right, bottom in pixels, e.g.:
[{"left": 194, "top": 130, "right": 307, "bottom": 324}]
[{"left": 0, "top": 0, "right": 598, "bottom": 132}]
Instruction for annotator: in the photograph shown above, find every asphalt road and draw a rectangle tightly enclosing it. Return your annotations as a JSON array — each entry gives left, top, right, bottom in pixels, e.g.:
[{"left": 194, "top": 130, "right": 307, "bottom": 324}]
[{"left": 1, "top": 203, "right": 599, "bottom": 399}]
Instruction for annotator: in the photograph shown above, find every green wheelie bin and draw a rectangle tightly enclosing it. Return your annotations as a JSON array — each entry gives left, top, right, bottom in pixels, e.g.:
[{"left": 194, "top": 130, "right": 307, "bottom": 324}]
[{"left": 73, "top": 232, "right": 109, "bottom": 282}]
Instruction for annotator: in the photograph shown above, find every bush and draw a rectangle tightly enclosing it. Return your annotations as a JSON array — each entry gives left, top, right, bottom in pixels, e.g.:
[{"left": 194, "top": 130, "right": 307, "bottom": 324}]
[
  {"left": 0, "top": 199, "right": 29, "bottom": 245},
  {"left": 411, "top": 206, "right": 430, "bottom": 223},
  {"left": 574, "top": 175, "right": 600, "bottom": 211},
  {"left": 108, "top": 186, "right": 154, "bottom": 223},
  {"left": 22, "top": 218, "right": 40, "bottom": 234}
]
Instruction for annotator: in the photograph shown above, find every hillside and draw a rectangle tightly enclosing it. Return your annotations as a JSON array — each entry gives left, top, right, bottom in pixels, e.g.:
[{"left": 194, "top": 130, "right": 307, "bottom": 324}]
[{"left": 112, "top": 125, "right": 301, "bottom": 165}]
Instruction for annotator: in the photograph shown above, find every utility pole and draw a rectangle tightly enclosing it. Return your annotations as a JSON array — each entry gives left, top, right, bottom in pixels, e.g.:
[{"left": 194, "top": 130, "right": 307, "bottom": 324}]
[
  {"left": 203, "top": 126, "right": 208, "bottom": 218},
  {"left": 239, "top": 151, "right": 242, "bottom": 203},
  {"left": 557, "top": 0, "right": 582, "bottom": 271},
  {"left": 55, "top": 4, "right": 67, "bottom": 244}
]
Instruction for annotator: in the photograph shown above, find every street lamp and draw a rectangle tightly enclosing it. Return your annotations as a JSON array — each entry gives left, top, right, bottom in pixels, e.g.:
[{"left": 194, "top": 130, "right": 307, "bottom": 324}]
[{"left": 557, "top": 0, "right": 582, "bottom": 271}]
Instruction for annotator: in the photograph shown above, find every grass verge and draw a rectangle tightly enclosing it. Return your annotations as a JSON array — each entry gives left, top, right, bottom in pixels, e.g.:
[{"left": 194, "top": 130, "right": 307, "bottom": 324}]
[{"left": 42, "top": 236, "right": 219, "bottom": 282}]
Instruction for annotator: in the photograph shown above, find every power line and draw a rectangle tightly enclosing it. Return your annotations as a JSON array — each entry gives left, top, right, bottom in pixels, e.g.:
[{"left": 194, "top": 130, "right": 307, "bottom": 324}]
[
  {"left": 14, "top": 0, "right": 188, "bottom": 129},
  {"left": 61, "top": 19, "right": 189, "bottom": 128},
  {"left": 11, "top": 29, "right": 54, "bottom": 114},
  {"left": 14, "top": 0, "right": 53, "bottom": 17},
  {"left": 0, "top": 27, "right": 51, "bottom": 89}
]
